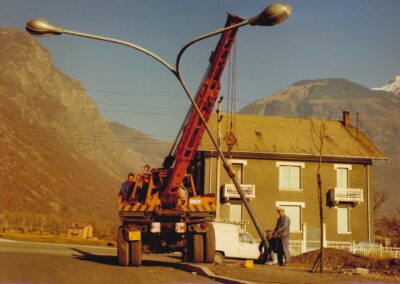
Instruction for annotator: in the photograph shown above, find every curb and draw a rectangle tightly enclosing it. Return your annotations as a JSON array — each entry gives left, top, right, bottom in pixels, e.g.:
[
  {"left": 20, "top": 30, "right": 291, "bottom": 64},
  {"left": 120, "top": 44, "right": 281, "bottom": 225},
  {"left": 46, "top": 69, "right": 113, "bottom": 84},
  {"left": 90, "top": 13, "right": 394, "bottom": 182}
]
[{"left": 177, "top": 263, "right": 257, "bottom": 284}]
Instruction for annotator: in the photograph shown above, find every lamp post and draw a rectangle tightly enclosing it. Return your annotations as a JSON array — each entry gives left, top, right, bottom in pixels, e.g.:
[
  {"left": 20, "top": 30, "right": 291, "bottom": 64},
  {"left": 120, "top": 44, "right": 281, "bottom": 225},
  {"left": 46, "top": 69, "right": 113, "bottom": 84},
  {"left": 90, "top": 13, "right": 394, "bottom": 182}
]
[{"left": 26, "top": 2, "right": 292, "bottom": 250}]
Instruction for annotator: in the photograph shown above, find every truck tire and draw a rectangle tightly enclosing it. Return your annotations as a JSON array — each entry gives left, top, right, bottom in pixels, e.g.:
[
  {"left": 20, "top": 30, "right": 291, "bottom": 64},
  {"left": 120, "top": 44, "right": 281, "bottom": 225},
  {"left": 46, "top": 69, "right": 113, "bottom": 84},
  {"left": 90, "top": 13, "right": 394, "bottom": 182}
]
[
  {"left": 187, "top": 233, "right": 204, "bottom": 263},
  {"left": 117, "top": 226, "right": 129, "bottom": 266},
  {"left": 203, "top": 223, "right": 216, "bottom": 263},
  {"left": 129, "top": 240, "right": 142, "bottom": 267}
]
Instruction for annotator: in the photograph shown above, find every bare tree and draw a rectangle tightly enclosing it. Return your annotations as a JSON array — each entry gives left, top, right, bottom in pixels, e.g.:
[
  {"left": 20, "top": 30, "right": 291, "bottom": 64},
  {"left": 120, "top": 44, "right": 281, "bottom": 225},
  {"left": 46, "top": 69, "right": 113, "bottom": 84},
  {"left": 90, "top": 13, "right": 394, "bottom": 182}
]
[
  {"left": 310, "top": 120, "right": 328, "bottom": 273},
  {"left": 373, "top": 185, "right": 389, "bottom": 212}
]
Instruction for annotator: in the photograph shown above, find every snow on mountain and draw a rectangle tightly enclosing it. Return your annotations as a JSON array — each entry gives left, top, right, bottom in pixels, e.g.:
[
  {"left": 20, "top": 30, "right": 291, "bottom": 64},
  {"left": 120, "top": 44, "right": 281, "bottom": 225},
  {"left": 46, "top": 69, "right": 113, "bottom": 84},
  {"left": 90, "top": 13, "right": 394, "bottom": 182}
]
[{"left": 372, "top": 75, "right": 400, "bottom": 94}]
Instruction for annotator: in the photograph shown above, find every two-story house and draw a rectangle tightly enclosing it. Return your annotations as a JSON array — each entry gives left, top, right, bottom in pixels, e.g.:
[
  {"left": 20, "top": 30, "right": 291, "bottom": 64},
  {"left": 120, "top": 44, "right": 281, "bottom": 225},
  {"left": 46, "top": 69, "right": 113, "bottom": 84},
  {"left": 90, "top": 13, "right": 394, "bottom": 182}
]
[{"left": 191, "top": 111, "right": 385, "bottom": 244}]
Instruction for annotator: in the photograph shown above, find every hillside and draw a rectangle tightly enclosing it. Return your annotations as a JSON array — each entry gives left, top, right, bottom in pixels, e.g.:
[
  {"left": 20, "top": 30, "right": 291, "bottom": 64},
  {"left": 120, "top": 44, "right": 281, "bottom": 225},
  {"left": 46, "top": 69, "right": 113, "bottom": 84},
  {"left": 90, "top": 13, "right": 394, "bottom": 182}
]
[
  {"left": 239, "top": 78, "right": 400, "bottom": 214},
  {"left": 107, "top": 121, "right": 171, "bottom": 168},
  {"left": 0, "top": 28, "right": 168, "bottom": 232}
]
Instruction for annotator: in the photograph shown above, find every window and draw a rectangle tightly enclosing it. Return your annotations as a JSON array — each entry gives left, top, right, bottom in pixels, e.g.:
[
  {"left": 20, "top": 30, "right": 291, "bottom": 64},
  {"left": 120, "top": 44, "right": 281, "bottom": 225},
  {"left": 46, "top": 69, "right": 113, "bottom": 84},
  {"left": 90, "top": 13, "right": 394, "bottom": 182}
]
[
  {"left": 276, "top": 161, "right": 305, "bottom": 190},
  {"left": 239, "top": 232, "right": 254, "bottom": 244},
  {"left": 334, "top": 164, "right": 352, "bottom": 189},
  {"left": 276, "top": 201, "right": 305, "bottom": 232},
  {"left": 229, "top": 159, "right": 247, "bottom": 184},
  {"left": 231, "top": 163, "right": 243, "bottom": 184},
  {"left": 337, "top": 207, "right": 350, "bottom": 233},
  {"left": 279, "top": 166, "right": 300, "bottom": 189},
  {"left": 229, "top": 204, "right": 242, "bottom": 222},
  {"left": 336, "top": 168, "right": 348, "bottom": 188}
]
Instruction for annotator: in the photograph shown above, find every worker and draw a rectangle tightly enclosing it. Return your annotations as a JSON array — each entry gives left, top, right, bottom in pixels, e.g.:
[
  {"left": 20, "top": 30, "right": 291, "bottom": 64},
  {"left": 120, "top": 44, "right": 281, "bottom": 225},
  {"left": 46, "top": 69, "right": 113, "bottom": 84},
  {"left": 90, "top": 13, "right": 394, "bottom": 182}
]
[
  {"left": 258, "top": 228, "right": 278, "bottom": 265},
  {"left": 119, "top": 173, "right": 135, "bottom": 202},
  {"left": 274, "top": 207, "right": 291, "bottom": 266}
]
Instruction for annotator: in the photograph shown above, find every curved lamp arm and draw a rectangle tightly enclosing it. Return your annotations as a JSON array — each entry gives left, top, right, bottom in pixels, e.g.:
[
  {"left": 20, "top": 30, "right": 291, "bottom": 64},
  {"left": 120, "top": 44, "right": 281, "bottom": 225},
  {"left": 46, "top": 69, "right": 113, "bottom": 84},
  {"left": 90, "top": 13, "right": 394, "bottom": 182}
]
[
  {"left": 26, "top": 18, "right": 175, "bottom": 75},
  {"left": 175, "top": 19, "right": 249, "bottom": 76}
]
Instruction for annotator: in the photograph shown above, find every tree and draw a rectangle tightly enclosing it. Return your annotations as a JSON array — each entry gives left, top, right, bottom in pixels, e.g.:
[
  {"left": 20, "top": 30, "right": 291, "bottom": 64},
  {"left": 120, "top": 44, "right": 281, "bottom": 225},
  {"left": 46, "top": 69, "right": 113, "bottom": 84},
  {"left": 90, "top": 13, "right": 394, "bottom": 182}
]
[
  {"left": 373, "top": 185, "right": 389, "bottom": 212},
  {"left": 310, "top": 120, "right": 328, "bottom": 273}
]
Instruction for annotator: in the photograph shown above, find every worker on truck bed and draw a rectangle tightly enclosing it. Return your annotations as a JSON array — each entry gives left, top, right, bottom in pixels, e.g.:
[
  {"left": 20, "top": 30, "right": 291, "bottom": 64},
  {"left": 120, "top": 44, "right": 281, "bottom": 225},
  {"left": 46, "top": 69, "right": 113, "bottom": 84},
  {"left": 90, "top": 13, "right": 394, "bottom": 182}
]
[{"left": 119, "top": 173, "right": 135, "bottom": 202}]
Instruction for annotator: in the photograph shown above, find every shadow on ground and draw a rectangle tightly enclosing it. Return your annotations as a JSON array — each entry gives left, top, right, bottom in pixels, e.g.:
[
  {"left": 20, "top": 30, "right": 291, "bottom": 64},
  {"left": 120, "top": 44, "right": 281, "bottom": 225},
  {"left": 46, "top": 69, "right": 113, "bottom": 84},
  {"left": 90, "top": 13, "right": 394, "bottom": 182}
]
[{"left": 71, "top": 248, "right": 182, "bottom": 268}]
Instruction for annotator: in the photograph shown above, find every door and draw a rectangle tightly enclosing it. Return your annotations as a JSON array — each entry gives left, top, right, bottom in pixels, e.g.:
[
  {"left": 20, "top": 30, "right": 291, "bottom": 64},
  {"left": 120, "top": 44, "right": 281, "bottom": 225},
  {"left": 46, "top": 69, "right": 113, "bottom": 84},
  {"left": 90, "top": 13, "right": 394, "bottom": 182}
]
[
  {"left": 238, "top": 232, "right": 259, "bottom": 259},
  {"left": 229, "top": 204, "right": 242, "bottom": 223}
]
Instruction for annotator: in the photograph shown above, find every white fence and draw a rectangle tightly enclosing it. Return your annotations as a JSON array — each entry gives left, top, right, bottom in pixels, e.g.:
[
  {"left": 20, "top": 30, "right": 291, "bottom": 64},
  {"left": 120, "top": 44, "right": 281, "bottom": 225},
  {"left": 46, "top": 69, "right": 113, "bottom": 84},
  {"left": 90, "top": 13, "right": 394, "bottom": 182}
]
[{"left": 289, "top": 240, "right": 400, "bottom": 259}]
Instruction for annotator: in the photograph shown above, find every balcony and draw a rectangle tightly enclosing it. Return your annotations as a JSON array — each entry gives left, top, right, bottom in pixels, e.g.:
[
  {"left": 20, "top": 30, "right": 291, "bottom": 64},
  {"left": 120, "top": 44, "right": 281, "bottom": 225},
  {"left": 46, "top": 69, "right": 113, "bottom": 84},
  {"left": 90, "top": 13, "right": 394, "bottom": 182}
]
[
  {"left": 223, "top": 184, "right": 256, "bottom": 200},
  {"left": 329, "top": 188, "right": 364, "bottom": 204}
]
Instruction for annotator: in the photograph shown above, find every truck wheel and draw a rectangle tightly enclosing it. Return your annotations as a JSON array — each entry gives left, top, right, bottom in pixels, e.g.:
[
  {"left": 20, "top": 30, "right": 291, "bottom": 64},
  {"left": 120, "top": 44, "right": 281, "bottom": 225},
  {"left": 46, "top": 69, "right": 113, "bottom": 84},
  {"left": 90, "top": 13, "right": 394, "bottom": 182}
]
[
  {"left": 129, "top": 240, "right": 142, "bottom": 267},
  {"left": 117, "top": 226, "right": 129, "bottom": 266},
  {"left": 203, "top": 223, "right": 216, "bottom": 263},
  {"left": 187, "top": 233, "right": 204, "bottom": 263}
]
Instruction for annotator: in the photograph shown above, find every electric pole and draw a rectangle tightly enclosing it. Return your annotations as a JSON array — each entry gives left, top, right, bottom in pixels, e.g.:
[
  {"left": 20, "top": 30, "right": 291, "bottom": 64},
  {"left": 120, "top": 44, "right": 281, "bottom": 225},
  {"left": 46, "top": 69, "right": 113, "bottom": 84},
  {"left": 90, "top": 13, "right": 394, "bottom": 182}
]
[{"left": 216, "top": 96, "right": 223, "bottom": 220}]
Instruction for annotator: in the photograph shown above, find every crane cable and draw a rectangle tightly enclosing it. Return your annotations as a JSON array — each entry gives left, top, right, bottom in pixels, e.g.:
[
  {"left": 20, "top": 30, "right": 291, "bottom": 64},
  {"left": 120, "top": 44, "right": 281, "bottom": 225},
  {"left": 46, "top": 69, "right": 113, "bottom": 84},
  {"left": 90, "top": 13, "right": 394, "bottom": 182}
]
[{"left": 224, "top": 40, "right": 238, "bottom": 155}]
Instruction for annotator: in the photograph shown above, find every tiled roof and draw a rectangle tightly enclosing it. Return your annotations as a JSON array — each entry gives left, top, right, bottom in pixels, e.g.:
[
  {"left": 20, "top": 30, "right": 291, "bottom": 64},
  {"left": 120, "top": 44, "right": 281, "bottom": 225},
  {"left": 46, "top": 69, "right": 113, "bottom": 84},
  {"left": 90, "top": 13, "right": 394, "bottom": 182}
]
[{"left": 199, "top": 114, "right": 386, "bottom": 160}]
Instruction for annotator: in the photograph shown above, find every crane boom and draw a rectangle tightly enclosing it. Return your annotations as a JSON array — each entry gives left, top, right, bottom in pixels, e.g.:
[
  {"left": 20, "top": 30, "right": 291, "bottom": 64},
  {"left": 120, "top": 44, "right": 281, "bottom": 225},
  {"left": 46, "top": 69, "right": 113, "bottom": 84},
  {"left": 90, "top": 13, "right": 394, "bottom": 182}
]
[{"left": 162, "top": 13, "right": 244, "bottom": 199}]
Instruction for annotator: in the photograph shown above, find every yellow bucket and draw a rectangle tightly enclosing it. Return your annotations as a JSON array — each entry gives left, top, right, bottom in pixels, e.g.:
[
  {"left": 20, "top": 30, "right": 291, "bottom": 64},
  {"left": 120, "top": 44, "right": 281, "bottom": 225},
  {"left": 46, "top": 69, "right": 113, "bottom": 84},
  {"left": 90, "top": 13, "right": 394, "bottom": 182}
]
[{"left": 245, "top": 259, "right": 254, "bottom": 268}]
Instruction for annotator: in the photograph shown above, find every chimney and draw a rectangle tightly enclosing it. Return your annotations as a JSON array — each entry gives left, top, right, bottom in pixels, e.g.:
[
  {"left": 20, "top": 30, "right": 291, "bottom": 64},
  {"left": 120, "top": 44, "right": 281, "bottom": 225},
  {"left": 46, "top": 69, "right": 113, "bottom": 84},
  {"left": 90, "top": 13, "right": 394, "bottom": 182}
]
[{"left": 342, "top": 111, "right": 350, "bottom": 127}]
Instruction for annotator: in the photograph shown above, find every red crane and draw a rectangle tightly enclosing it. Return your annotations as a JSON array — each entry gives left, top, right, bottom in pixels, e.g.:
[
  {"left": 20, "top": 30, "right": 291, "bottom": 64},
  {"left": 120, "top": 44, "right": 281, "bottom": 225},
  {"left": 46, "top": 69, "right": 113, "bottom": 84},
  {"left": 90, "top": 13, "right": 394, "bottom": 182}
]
[{"left": 160, "top": 13, "right": 244, "bottom": 206}]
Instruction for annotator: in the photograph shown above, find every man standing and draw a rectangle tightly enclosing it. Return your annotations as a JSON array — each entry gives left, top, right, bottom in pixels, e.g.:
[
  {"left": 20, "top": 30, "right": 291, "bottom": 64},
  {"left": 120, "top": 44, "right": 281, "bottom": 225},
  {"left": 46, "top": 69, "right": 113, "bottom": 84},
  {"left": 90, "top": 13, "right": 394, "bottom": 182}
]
[
  {"left": 119, "top": 173, "right": 135, "bottom": 202},
  {"left": 274, "top": 207, "right": 291, "bottom": 266}
]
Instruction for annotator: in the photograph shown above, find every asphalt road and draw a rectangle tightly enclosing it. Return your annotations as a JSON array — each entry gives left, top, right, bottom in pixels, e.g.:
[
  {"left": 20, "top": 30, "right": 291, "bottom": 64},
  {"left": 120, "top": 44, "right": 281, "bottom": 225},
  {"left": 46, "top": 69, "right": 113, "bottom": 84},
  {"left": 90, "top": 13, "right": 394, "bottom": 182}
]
[{"left": 0, "top": 239, "right": 217, "bottom": 284}]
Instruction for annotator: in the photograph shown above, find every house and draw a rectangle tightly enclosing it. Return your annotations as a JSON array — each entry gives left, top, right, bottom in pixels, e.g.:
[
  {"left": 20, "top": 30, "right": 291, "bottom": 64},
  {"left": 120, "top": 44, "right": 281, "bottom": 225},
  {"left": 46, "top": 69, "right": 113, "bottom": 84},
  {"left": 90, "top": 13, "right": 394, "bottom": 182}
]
[
  {"left": 191, "top": 111, "right": 386, "bottom": 244},
  {"left": 67, "top": 223, "right": 93, "bottom": 239}
]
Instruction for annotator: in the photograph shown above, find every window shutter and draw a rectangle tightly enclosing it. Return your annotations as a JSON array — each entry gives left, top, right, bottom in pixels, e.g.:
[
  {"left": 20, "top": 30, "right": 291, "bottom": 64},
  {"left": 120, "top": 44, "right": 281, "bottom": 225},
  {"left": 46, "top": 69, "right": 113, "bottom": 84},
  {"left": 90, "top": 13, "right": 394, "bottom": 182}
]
[
  {"left": 337, "top": 207, "right": 349, "bottom": 233},
  {"left": 281, "top": 205, "right": 301, "bottom": 232},
  {"left": 337, "top": 168, "right": 348, "bottom": 188}
]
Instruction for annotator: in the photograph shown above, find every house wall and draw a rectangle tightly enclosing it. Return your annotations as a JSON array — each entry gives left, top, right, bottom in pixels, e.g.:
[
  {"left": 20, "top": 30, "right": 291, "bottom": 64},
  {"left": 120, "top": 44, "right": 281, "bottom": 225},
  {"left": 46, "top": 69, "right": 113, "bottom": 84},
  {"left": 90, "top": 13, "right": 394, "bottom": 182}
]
[{"left": 201, "top": 155, "right": 374, "bottom": 242}]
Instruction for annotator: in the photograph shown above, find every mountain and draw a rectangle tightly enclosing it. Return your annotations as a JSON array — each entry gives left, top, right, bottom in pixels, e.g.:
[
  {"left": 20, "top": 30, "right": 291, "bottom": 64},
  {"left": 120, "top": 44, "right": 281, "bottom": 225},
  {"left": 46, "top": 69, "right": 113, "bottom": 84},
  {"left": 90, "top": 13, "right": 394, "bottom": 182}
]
[
  {"left": 372, "top": 75, "right": 400, "bottom": 94},
  {"left": 107, "top": 121, "right": 171, "bottom": 168},
  {"left": 0, "top": 28, "right": 168, "bottom": 232},
  {"left": 239, "top": 78, "right": 400, "bottom": 214}
]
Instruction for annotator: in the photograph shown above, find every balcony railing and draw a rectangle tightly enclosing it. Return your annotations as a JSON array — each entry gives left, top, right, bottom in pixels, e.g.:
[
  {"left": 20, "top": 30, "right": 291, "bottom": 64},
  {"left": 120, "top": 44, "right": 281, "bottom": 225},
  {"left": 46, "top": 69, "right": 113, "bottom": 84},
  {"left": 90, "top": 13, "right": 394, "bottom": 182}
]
[
  {"left": 223, "top": 184, "right": 256, "bottom": 199},
  {"left": 330, "top": 188, "right": 364, "bottom": 204}
]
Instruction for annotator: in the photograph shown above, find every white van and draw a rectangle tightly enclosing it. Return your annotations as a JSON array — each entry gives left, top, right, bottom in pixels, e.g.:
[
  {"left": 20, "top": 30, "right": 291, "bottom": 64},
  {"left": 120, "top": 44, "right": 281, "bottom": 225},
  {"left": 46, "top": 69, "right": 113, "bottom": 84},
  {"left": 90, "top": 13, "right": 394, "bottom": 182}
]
[{"left": 212, "top": 222, "right": 260, "bottom": 262}]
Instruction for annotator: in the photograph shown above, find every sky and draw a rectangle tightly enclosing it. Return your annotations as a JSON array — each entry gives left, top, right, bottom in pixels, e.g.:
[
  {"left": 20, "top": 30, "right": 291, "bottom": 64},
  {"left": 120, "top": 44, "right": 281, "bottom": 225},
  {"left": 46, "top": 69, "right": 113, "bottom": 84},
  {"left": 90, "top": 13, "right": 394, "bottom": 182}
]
[{"left": 1, "top": 0, "right": 399, "bottom": 141}]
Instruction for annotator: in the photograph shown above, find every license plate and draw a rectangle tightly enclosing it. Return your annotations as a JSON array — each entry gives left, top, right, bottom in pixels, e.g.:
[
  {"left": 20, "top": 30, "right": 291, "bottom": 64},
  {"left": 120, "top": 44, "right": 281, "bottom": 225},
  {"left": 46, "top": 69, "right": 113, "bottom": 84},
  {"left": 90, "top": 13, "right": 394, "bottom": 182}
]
[{"left": 128, "top": 231, "right": 141, "bottom": 241}]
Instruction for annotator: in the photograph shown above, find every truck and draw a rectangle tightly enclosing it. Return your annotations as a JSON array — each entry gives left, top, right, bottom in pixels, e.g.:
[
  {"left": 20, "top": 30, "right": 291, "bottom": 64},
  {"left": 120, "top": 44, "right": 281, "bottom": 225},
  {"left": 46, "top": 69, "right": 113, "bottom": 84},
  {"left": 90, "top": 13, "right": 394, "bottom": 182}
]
[{"left": 117, "top": 13, "right": 244, "bottom": 266}]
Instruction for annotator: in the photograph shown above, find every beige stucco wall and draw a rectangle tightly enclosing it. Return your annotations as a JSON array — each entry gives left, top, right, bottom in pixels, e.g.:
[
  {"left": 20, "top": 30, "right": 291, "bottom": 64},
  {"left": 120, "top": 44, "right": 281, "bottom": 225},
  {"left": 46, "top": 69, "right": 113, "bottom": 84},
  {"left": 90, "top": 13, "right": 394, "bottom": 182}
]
[{"left": 202, "top": 156, "right": 374, "bottom": 242}]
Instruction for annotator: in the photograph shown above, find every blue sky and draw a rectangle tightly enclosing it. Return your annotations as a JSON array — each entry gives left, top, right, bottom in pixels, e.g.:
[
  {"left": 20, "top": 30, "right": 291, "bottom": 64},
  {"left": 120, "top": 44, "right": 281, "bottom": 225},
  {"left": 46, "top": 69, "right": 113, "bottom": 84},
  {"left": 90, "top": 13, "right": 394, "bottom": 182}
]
[{"left": 1, "top": 0, "right": 399, "bottom": 141}]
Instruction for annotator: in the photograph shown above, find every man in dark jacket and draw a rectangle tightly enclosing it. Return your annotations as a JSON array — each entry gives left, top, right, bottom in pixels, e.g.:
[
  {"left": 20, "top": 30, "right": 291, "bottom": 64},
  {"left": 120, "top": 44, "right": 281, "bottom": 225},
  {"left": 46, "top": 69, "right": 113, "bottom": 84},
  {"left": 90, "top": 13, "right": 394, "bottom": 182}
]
[
  {"left": 259, "top": 228, "right": 278, "bottom": 265},
  {"left": 274, "top": 207, "right": 291, "bottom": 266},
  {"left": 119, "top": 173, "right": 135, "bottom": 202}
]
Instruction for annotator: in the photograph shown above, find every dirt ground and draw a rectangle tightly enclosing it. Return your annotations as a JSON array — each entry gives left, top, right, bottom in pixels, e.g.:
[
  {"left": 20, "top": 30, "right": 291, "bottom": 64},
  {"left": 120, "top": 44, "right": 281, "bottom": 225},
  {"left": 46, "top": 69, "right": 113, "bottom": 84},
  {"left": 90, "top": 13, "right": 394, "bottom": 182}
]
[
  {"left": 291, "top": 248, "right": 400, "bottom": 278},
  {"left": 207, "top": 249, "right": 400, "bottom": 284}
]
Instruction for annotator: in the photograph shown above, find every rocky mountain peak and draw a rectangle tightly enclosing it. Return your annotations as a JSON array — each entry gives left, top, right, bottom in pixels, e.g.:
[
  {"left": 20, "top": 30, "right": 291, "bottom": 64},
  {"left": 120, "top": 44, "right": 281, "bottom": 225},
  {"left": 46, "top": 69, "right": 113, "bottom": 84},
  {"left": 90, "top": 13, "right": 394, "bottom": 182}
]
[
  {"left": 372, "top": 75, "right": 400, "bottom": 94},
  {"left": 0, "top": 28, "right": 51, "bottom": 64}
]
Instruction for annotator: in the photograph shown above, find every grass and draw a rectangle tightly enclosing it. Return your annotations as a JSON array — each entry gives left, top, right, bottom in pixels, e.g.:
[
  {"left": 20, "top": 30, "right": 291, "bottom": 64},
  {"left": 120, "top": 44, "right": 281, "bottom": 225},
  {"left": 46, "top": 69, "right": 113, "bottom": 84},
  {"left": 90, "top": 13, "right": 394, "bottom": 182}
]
[{"left": 0, "top": 232, "right": 116, "bottom": 247}]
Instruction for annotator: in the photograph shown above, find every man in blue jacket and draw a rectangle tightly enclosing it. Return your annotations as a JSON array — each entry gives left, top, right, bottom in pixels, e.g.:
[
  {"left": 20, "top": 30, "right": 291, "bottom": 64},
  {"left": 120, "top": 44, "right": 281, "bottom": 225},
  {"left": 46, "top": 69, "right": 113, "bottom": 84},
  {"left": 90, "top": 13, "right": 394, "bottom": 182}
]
[
  {"left": 274, "top": 207, "right": 291, "bottom": 266},
  {"left": 119, "top": 173, "right": 135, "bottom": 202}
]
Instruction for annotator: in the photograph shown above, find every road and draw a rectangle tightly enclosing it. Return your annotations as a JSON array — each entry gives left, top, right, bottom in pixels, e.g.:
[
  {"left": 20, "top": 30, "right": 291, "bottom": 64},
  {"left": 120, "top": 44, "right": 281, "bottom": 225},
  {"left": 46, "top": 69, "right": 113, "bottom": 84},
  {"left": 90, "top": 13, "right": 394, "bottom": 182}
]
[{"left": 0, "top": 238, "right": 217, "bottom": 284}]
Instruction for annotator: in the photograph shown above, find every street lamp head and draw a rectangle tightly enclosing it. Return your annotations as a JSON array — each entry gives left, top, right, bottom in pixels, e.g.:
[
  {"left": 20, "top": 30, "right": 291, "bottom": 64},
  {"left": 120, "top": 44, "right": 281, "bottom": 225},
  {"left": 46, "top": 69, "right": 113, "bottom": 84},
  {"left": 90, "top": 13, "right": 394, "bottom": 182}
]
[
  {"left": 249, "top": 2, "right": 292, "bottom": 26},
  {"left": 26, "top": 18, "right": 63, "bottom": 36}
]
